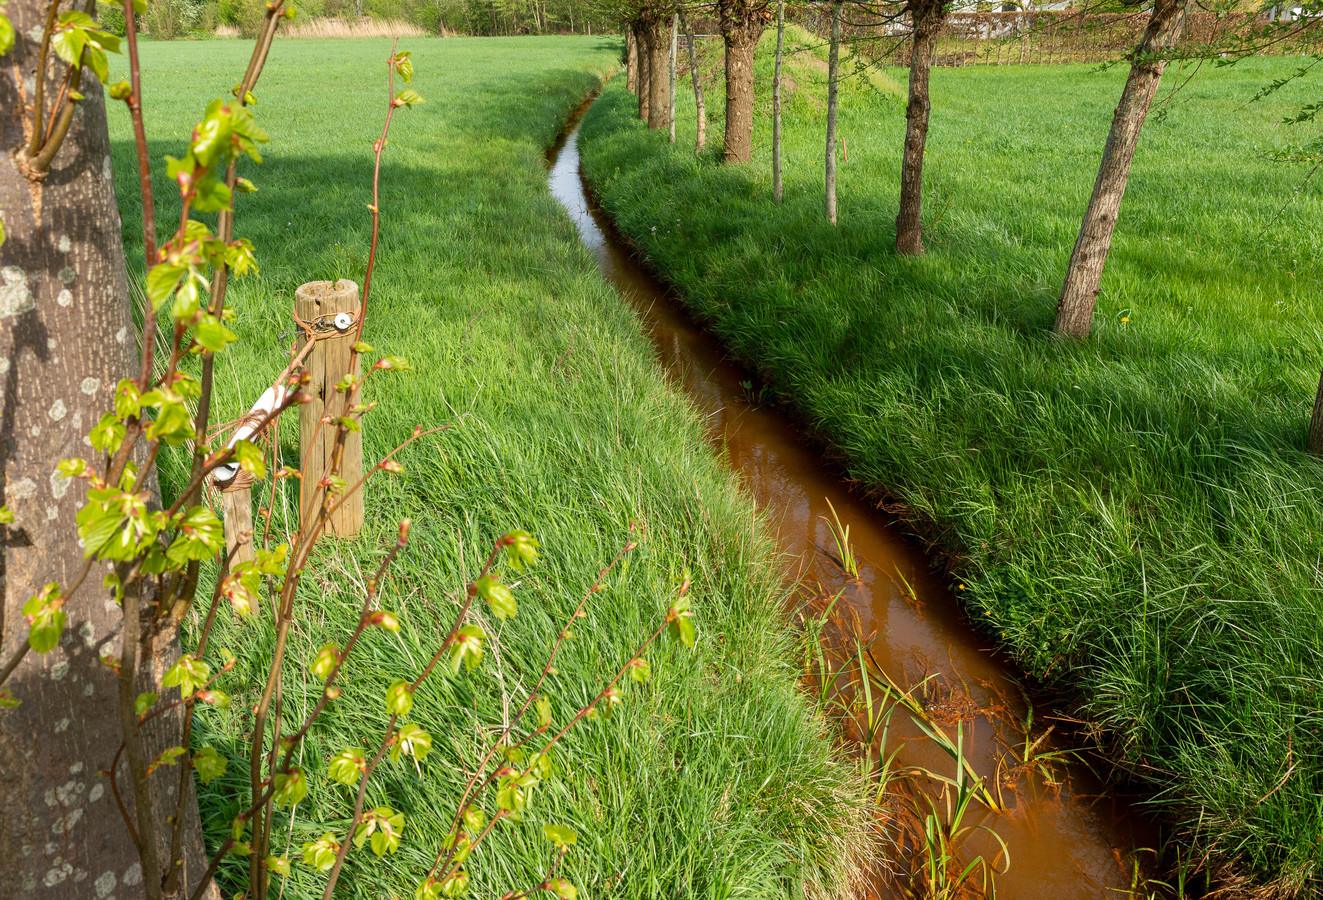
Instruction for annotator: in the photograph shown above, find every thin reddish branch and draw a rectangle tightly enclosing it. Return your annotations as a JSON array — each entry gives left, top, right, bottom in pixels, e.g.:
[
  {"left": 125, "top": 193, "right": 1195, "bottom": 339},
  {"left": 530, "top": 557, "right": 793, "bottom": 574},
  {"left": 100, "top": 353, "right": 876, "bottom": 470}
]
[{"left": 429, "top": 536, "right": 637, "bottom": 878}]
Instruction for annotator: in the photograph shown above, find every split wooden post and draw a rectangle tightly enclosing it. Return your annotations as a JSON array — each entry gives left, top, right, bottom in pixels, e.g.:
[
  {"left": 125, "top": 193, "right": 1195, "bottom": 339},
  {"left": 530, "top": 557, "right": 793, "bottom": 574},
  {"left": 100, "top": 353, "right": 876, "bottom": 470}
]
[
  {"left": 295, "top": 279, "right": 363, "bottom": 537},
  {"left": 220, "top": 475, "right": 256, "bottom": 567}
]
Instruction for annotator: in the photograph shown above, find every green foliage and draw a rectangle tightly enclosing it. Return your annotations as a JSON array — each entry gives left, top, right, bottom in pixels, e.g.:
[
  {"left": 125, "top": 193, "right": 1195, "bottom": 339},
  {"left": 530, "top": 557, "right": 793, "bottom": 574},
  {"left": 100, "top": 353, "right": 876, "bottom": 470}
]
[
  {"left": 22, "top": 583, "right": 65, "bottom": 653},
  {"left": 475, "top": 574, "right": 516, "bottom": 620},
  {"left": 328, "top": 748, "right": 366, "bottom": 785},
  {"left": 272, "top": 766, "right": 308, "bottom": 808},
  {"left": 352, "top": 806, "right": 404, "bottom": 857},
  {"left": 194, "top": 746, "right": 229, "bottom": 784},
  {"left": 542, "top": 823, "right": 577, "bottom": 848},
  {"left": 0, "top": 8, "right": 14, "bottom": 57},
  {"left": 301, "top": 833, "right": 340, "bottom": 871}
]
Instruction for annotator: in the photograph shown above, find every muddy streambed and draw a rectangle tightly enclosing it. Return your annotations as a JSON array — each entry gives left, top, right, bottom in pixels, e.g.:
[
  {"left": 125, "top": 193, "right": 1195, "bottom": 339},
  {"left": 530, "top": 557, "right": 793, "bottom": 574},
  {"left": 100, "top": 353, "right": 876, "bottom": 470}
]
[{"left": 548, "top": 103, "right": 1159, "bottom": 899}]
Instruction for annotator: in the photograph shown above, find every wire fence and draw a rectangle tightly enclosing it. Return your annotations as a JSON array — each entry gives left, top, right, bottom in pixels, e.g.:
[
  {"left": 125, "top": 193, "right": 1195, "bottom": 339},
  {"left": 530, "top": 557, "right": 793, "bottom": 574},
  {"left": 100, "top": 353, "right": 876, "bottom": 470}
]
[
  {"left": 847, "top": 10, "right": 1323, "bottom": 67},
  {"left": 690, "top": 8, "right": 1323, "bottom": 68}
]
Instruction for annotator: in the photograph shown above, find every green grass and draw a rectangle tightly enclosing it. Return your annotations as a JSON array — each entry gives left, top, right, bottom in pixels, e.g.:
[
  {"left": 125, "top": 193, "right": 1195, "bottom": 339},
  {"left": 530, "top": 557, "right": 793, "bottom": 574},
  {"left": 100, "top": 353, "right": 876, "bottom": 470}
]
[
  {"left": 108, "top": 36, "right": 869, "bottom": 900},
  {"left": 580, "top": 27, "right": 1323, "bottom": 897}
]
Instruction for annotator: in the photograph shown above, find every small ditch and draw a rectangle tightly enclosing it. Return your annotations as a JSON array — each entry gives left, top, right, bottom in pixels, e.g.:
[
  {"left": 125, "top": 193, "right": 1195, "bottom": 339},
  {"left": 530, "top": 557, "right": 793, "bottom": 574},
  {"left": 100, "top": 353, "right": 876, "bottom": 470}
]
[{"left": 548, "top": 95, "right": 1162, "bottom": 900}]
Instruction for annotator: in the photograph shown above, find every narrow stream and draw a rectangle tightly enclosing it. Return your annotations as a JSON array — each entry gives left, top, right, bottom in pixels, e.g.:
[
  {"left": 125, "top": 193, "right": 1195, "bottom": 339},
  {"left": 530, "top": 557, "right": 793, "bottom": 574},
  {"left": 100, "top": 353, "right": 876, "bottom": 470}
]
[{"left": 548, "top": 103, "right": 1159, "bottom": 899}]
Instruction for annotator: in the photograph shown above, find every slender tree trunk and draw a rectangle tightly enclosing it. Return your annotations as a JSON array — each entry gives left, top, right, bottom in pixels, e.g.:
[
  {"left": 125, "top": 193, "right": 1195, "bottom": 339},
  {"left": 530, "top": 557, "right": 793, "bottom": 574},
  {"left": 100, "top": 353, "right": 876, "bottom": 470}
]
[
  {"left": 825, "top": 0, "right": 842, "bottom": 223},
  {"left": 0, "top": 4, "right": 215, "bottom": 899},
  {"left": 773, "top": 0, "right": 784, "bottom": 201},
  {"left": 895, "top": 0, "right": 944, "bottom": 254},
  {"left": 669, "top": 12, "right": 679, "bottom": 143},
  {"left": 635, "top": 20, "right": 652, "bottom": 122},
  {"left": 627, "top": 26, "right": 639, "bottom": 94},
  {"left": 1054, "top": 0, "right": 1187, "bottom": 338},
  {"left": 1309, "top": 368, "right": 1323, "bottom": 456},
  {"left": 682, "top": 11, "right": 707, "bottom": 152},
  {"left": 644, "top": 8, "right": 671, "bottom": 131},
  {"left": 718, "top": 0, "right": 769, "bottom": 163}
]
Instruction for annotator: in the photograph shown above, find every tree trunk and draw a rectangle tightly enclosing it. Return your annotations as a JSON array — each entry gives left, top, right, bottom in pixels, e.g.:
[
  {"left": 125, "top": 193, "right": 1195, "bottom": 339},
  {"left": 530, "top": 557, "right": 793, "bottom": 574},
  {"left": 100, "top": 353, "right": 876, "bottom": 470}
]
[
  {"left": 682, "top": 11, "right": 707, "bottom": 153},
  {"left": 644, "top": 9, "right": 671, "bottom": 131},
  {"left": 1054, "top": 0, "right": 1187, "bottom": 338},
  {"left": 627, "top": 26, "right": 639, "bottom": 94},
  {"left": 895, "top": 0, "right": 944, "bottom": 255},
  {"left": 1309, "top": 368, "right": 1323, "bottom": 456},
  {"left": 633, "top": 20, "right": 651, "bottom": 122},
  {"left": 718, "top": 0, "right": 768, "bottom": 163},
  {"left": 669, "top": 12, "right": 679, "bottom": 143},
  {"left": 0, "top": 4, "right": 215, "bottom": 899},
  {"left": 772, "top": 0, "right": 784, "bottom": 201},
  {"left": 825, "top": 0, "right": 842, "bottom": 223}
]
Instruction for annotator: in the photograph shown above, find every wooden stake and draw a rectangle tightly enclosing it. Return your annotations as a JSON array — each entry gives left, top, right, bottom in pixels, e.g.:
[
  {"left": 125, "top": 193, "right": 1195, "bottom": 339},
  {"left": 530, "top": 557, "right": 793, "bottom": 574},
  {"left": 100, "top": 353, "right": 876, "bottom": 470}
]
[
  {"left": 295, "top": 279, "right": 363, "bottom": 537},
  {"left": 220, "top": 477, "right": 255, "bottom": 567}
]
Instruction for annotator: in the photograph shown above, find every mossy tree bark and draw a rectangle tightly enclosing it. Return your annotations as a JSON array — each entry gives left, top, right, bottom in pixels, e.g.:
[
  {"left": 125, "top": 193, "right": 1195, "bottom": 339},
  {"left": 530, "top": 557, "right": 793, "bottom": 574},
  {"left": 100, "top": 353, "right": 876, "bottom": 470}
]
[
  {"left": 1309, "top": 369, "right": 1323, "bottom": 456},
  {"left": 1054, "top": 0, "right": 1187, "bottom": 338},
  {"left": 643, "top": 6, "right": 672, "bottom": 131},
  {"left": 626, "top": 26, "right": 639, "bottom": 93},
  {"left": 718, "top": 0, "right": 771, "bottom": 163},
  {"left": 895, "top": 0, "right": 946, "bottom": 255},
  {"left": 0, "top": 2, "right": 215, "bottom": 898},
  {"left": 633, "top": 19, "right": 652, "bottom": 122}
]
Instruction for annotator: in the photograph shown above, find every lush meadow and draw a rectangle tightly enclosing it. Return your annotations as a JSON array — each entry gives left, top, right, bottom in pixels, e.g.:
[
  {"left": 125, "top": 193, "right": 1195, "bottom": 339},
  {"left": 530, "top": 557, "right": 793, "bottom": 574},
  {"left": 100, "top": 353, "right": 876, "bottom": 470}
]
[
  {"left": 108, "top": 37, "right": 870, "bottom": 900},
  {"left": 580, "top": 30, "right": 1323, "bottom": 895}
]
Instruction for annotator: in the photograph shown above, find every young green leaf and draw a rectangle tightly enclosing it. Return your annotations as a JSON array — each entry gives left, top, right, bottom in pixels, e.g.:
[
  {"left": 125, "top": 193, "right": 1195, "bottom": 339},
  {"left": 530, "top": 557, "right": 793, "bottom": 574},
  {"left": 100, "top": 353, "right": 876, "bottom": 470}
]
[
  {"left": 328, "top": 747, "right": 366, "bottom": 786},
  {"left": 272, "top": 766, "right": 308, "bottom": 808},
  {"left": 193, "top": 746, "right": 228, "bottom": 785},
  {"left": 232, "top": 439, "right": 265, "bottom": 479},
  {"left": 162, "top": 653, "right": 211, "bottom": 697},
  {"left": 629, "top": 658, "right": 651, "bottom": 683},
  {"left": 21, "top": 583, "right": 65, "bottom": 654},
  {"left": 438, "top": 871, "right": 469, "bottom": 899},
  {"left": 390, "top": 723, "right": 432, "bottom": 763},
  {"left": 547, "top": 878, "right": 577, "bottom": 900},
  {"left": 462, "top": 806, "right": 485, "bottom": 833},
  {"left": 475, "top": 574, "right": 516, "bottom": 621},
  {"left": 353, "top": 806, "right": 404, "bottom": 856},
  {"left": 146, "top": 745, "right": 187, "bottom": 774},
  {"left": 310, "top": 643, "right": 340, "bottom": 682},
  {"left": 384, "top": 679, "right": 414, "bottom": 717},
  {"left": 450, "top": 624, "right": 485, "bottom": 672},
  {"left": 543, "top": 823, "right": 577, "bottom": 849},
  {"left": 0, "top": 12, "right": 14, "bottom": 57},
  {"left": 301, "top": 833, "right": 340, "bottom": 871},
  {"left": 134, "top": 692, "right": 158, "bottom": 717},
  {"left": 503, "top": 529, "right": 540, "bottom": 572},
  {"left": 394, "top": 89, "right": 424, "bottom": 108},
  {"left": 265, "top": 855, "right": 290, "bottom": 877}
]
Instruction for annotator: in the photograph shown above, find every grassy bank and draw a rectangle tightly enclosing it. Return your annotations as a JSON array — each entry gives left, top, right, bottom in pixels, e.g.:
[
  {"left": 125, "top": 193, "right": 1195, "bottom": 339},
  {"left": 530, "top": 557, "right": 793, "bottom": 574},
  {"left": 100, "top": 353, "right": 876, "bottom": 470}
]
[
  {"left": 109, "top": 36, "right": 868, "bottom": 900},
  {"left": 579, "top": 29, "right": 1323, "bottom": 896}
]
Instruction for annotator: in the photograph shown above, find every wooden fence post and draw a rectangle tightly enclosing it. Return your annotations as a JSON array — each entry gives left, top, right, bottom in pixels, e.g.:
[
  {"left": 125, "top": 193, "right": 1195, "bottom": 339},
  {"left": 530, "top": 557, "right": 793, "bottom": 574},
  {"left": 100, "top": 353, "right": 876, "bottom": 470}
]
[
  {"left": 220, "top": 474, "right": 255, "bottom": 566},
  {"left": 295, "top": 279, "right": 363, "bottom": 537}
]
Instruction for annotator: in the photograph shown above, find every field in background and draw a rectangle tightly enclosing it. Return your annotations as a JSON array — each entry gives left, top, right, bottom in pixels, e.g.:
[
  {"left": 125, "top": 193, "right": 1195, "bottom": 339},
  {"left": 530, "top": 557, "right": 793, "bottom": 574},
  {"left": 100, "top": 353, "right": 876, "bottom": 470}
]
[
  {"left": 108, "top": 37, "right": 870, "bottom": 900},
  {"left": 212, "top": 18, "right": 434, "bottom": 38},
  {"left": 581, "top": 30, "right": 1323, "bottom": 896}
]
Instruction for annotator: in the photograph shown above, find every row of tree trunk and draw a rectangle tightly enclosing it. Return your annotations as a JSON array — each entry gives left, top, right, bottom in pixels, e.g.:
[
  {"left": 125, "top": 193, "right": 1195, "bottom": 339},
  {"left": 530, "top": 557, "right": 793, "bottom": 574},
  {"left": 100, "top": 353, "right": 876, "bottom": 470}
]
[
  {"left": 624, "top": 0, "right": 767, "bottom": 163},
  {"left": 624, "top": 0, "right": 1203, "bottom": 348}
]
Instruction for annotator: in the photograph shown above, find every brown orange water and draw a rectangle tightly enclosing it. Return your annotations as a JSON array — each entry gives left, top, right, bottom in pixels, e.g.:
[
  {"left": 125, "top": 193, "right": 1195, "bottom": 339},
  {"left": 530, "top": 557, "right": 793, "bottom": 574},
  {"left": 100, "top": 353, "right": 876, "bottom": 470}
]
[{"left": 548, "top": 104, "right": 1160, "bottom": 899}]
